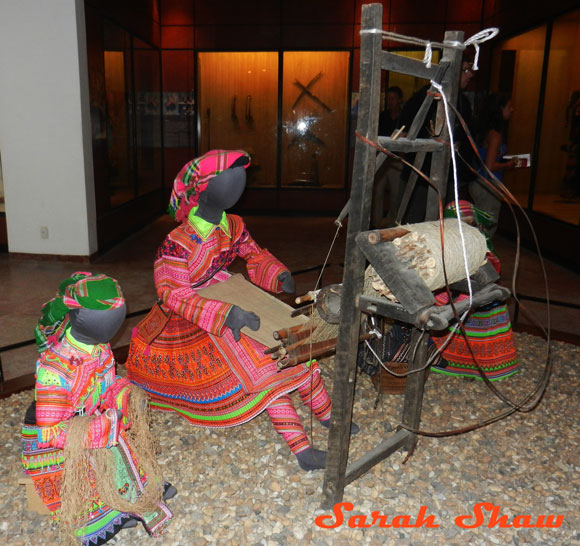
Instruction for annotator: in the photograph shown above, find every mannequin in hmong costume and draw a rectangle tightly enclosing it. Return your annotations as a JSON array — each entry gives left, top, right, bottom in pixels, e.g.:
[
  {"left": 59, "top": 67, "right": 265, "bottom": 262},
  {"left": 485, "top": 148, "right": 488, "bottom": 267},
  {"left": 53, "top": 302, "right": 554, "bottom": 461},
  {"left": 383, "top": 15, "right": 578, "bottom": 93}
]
[
  {"left": 21, "top": 273, "right": 174, "bottom": 545},
  {"left": 126, "top": 150, "right": 350, "bottom": 471},
  {"left": 430, "top": 201, "right": 518, "bottom": 380}
]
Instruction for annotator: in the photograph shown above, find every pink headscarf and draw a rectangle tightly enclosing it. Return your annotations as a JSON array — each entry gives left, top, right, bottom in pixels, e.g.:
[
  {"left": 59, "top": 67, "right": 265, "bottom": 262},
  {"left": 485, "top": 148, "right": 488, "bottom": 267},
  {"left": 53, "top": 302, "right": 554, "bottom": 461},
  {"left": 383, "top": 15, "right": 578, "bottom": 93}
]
[{"left": 168, "top": 149, "right": 251, "bottom": 223}]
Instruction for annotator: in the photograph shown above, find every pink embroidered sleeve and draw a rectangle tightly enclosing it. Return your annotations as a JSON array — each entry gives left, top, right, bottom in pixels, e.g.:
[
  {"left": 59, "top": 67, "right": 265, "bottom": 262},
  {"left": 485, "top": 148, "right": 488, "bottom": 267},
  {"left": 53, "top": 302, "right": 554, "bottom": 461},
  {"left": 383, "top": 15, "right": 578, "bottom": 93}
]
[
  {"left": 154, "top": 235, "right": 233, "bottom": 335},
  {"left": 86, "top": 410, "right": 121, "bottom": 449},
  {"left": 35, "top": 362, "right": 121, "bottom": 449},
  {"left": 237, "top": 226, "right": 289, "bottom": 293},
  {"left": 35, "top": 365, "right": 74, "bottom": 449},
  {"left": 102, "top": 376, "right": 132, "bottom": 429}
]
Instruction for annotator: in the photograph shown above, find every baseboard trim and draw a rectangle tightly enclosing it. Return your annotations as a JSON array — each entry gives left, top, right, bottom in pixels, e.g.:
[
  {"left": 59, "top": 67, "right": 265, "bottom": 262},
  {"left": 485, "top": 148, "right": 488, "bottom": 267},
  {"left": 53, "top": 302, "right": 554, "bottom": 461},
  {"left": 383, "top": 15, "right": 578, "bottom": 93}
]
[
  {"left": 0, "top": 373, "right": 35, "bottom": 399},
  {"left": 8, "top": 252, "right": 95, "bottom": 263}
]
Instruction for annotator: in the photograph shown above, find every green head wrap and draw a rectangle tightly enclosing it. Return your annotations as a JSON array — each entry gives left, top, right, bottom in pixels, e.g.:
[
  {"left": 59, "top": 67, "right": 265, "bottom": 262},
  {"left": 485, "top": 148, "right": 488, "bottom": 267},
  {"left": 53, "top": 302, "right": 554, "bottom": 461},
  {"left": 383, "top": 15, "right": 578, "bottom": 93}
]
[{"left": 34, "top": 272, "right": 125, "bottom": 352}]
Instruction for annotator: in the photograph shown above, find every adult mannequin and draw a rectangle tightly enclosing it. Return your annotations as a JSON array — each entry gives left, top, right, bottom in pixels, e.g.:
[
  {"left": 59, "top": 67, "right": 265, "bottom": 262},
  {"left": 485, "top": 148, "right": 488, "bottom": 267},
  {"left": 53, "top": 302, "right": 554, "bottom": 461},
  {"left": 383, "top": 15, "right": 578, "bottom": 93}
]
[{"left": 127, "top": 150, "right": 352, "bottom": 471}]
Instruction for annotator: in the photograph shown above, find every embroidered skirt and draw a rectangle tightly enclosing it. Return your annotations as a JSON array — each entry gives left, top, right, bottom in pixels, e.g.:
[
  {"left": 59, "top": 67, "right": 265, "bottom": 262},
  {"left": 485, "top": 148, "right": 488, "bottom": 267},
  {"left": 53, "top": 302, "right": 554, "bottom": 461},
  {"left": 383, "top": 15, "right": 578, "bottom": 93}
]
[
  {"left": 125, "top": 314, "right": 320, "bottom": 427},
  {"left": 21, "top": 425, "right": 172, "bottom": 545},
  {"left": 431, "top": 302, "right": 518, "bottom": 380}
]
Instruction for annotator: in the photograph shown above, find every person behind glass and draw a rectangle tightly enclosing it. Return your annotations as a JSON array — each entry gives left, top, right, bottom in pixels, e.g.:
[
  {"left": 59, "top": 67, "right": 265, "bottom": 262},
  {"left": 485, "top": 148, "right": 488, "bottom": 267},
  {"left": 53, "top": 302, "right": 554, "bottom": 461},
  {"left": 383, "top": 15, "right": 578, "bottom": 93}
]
[
  {"left": 451, "top": 61, "right": 477, "bottom": 198},
  {"left": 373, "top": 86, "right": 405, "bottom": 227},
  {"left": 469, "top": 92, "right": 517, "bottom": 238},
  {"left": 396, "top": 59, "right": 476, "bottom": 223},
  {"left": 378, "top": 86, "right": 403, "bottom": 137}
]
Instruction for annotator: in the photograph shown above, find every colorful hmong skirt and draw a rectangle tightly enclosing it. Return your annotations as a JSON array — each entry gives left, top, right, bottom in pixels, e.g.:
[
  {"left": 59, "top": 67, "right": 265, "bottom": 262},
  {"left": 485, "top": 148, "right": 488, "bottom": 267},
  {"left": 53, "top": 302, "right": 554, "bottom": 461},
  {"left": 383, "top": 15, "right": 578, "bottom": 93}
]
[
  {"left": 125, "top": 314, "right": 321, "bottom": 427},
  {"left": 21, "top": 421, "right": 172, "bottom": 545},
  {"left": 431, "top": 302, "right": 518, "bottom": 380}
]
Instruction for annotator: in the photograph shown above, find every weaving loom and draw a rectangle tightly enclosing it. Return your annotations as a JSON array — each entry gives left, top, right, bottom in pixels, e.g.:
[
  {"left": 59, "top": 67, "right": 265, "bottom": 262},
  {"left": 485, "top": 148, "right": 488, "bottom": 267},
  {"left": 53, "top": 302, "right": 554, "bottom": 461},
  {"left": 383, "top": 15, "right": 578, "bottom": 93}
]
[
  {"left": 198, "top": 274, "right": 359, "bottom": 370},
  {"left": 320, "top": 3, "right": 512, "bottom": 508},
  {"left": 206, "top": 220, "right": 502, "bottom": 374},
  {"left": 197, "top": 273, "right": 309, "bottom": 349}
]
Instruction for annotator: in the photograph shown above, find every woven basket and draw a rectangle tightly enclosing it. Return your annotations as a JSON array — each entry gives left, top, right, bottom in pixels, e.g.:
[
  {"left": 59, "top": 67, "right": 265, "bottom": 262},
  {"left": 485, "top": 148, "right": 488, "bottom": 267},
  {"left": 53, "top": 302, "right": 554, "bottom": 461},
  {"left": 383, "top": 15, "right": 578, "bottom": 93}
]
[
  {"left": 371, "top": 361, "right": 430, "bottom": 395},
  {"left": 370, "top": 361, "right": 408, "bottom": 394}
]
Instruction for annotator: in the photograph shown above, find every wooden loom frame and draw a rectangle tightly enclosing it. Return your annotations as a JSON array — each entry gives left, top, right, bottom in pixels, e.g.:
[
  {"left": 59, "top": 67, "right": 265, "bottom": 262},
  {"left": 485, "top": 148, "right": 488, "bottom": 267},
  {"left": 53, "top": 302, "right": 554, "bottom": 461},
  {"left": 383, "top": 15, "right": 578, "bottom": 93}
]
[{"left": 322, "top": 3, "right": 470, "bottom": 507}]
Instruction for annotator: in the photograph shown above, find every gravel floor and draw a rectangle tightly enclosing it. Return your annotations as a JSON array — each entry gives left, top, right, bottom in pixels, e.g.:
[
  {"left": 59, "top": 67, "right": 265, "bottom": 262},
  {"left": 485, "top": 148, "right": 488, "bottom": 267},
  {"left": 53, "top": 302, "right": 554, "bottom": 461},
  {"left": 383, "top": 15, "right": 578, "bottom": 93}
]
[{"left": 1, "top": 332, "right": 579, "bottom": 545}]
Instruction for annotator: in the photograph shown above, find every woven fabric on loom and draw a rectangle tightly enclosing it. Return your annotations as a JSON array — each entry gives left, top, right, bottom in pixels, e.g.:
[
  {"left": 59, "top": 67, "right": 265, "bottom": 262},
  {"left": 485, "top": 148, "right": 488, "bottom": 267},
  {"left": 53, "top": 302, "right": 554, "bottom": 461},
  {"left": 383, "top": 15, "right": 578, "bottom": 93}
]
[
  {"left": 431, "top": 302, "right": 518, "bottom": 380},
  {"left": 126, "top": 212, "right": 320, "bottom": 427}
]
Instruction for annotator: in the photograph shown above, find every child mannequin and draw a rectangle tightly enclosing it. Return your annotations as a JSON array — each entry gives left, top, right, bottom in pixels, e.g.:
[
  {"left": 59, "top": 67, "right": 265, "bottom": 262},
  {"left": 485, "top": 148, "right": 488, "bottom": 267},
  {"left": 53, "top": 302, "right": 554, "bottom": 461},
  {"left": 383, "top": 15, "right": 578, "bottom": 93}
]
[{"left": 22, "top": 272, "right": 174, "bottom": 545}]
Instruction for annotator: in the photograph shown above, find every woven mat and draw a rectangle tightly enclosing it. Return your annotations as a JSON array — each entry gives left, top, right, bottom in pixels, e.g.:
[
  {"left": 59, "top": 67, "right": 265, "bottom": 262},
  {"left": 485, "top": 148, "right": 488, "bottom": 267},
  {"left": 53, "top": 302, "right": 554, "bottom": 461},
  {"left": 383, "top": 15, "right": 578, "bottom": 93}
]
[{"left": 197, "top": 274, "right": 309, "bottom": 348}]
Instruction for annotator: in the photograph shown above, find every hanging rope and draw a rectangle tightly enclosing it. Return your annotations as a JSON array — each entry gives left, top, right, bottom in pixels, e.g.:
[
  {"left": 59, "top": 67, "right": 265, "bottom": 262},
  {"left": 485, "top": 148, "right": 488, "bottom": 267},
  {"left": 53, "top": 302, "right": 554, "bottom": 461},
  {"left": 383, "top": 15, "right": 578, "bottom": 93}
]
[
  {"left": 359, "top": 27, "right": 499, "bottom": 69},
  {"left": 431, "top": 80, "right": 474, "bottom": 307}
]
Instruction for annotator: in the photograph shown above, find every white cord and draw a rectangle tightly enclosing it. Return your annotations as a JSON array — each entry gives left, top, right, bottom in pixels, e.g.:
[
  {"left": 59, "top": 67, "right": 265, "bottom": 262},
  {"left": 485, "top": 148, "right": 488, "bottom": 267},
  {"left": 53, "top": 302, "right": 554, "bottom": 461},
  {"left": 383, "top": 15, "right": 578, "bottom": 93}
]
[
  {"left": 464, "top": 28, "right": 499, "bottom": 70},
  {"left": 314, "top": 222, "right": 342, "bottom": 291},
  {"left": 430, "top": 80, "right": 473, "bottom": 311},
  {"left": 423, "top": 42, "right": 433, "bottom": 68},
  {"left": 360, "top": 27, "right": 499, "bottom": 70}
]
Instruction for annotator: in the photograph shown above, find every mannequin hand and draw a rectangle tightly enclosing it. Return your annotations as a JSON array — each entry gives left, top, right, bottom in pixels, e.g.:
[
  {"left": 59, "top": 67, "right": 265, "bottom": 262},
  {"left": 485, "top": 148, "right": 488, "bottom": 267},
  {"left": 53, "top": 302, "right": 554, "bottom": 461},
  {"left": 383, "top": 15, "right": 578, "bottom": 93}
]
[
  {"left": 225, "top": 305, "right": 260, "bottom": 342},
  {"left": 278, "top": 271, "right": 295, "bottom": 294}
]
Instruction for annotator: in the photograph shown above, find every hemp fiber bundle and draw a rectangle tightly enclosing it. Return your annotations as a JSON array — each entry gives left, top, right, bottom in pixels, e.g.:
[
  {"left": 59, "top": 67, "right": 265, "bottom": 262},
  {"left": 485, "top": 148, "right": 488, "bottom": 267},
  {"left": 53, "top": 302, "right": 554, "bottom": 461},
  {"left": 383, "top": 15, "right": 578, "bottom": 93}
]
[{"left": 366, "top": 219, "right": 488, "bottom": 301}]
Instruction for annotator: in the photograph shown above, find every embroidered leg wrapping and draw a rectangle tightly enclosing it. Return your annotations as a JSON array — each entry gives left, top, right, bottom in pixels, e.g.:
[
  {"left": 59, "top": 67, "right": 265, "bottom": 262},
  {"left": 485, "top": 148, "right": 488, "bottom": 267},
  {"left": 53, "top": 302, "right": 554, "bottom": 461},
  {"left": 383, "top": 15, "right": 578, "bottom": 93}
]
[
  {"left": 296, "top": 372, "right": 331, "bottom": 422},
  {"left": 266, "top": 395, "right": 310, "bottom": 454}
]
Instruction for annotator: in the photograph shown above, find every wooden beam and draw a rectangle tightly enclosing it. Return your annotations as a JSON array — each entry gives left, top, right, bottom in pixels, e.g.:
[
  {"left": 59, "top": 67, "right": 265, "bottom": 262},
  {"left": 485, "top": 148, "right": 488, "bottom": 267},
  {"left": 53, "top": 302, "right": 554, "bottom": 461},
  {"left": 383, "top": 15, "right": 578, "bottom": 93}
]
[
  {"left": 321, "top": 2, "right": 383, "bottom": 510},
  {"left": 425, "top": 31, "right": 464, "bottom": 220},
  {"left": 401, "top": 329, "right": 429, "bottom": 451},
  {"left": 377, "top": 136, "right": 444, "bottom": 153},
  {"left": 345, "top": 429, "right": 411, "bottom": 485},
  {"left": 380, "top": 51, "right": 445, "bottom": 80}
]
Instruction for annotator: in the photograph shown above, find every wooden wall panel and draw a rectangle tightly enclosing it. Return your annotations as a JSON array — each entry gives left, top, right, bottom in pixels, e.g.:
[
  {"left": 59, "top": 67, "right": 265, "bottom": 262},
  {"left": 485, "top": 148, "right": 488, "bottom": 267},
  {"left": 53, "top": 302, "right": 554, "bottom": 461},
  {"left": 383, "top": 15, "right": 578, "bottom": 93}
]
[
  {"left": 194, "top": 0, "right": 281, "bottom": 25},
  {"left": 86, "top": 0, "right": 160, "bottom": 47},
  {"left": 195, "top": 25, "right": 282, "bottom": 50},
  {"left": 162, "top": 50, "right": 195, "bottom": 90},
  {"left": 281, "top": 0, "right": 355, "bottom": 25},
  {"left": 446, "top": 0, "right": 483, "bottom": 22},
  {"left": 281, "top": 51, "right": 350, "bottom": 189},
  {"left": 198, "top": 52, "right": 279, "bottom": 186},
  {"left": 161, "top": 26, "right": 195, "bottom": 49},
  {"left": 388, "top": 1, "right": 445, "bottom": 23},
  {"left": 483, "top": 0, "right": 580, "bottom": 36},
  {"left": 161, "top": 0, "right": 194, "bottom": 25},
  {"left": 281, "top": 24, "right": 355, "bottom": 49}
]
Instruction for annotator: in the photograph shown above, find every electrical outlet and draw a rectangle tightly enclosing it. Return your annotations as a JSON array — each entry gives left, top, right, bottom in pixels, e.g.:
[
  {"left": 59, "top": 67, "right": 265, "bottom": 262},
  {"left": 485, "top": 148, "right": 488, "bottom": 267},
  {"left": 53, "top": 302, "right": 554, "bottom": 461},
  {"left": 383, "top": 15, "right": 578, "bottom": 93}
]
[{"left": 40, "top": 226, "right": 49, "bottom": 239}]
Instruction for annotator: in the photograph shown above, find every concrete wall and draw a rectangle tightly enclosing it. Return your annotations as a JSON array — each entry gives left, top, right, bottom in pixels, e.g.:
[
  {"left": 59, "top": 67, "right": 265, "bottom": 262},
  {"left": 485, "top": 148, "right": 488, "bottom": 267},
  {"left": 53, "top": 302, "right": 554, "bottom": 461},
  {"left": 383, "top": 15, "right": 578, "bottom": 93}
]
[{"left": 0, "top": 0, "right": 96, "bottom": 256}]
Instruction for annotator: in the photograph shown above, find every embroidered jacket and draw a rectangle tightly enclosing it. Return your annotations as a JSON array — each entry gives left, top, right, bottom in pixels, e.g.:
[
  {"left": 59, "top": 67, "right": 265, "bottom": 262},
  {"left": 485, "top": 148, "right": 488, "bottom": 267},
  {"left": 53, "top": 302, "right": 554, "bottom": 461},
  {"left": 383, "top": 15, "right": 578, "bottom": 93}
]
[
  {"left": 154, "top": 210, "right": 288, "bottom": 334},
  {"left": 34, "top": 330, "right": 131, "bottom": 450}
]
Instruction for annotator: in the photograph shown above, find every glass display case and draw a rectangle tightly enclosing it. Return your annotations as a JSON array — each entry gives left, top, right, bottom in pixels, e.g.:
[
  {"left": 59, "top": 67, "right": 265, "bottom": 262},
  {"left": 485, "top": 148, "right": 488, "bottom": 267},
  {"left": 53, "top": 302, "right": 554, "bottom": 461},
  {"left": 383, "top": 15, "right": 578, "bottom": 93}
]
[
  {"left": 490, "top": 9, "right": 580, "bottom": 226},
  {"left": 87, "top": 15, "right": 163, "bottom": 211},
  {"left": 198, "top": 50, "right": 350, "bottom": 190},
  {"left": 490, "top": 26, "right": 547, "bottom": 215},
  {"left": 281, "top": 51, "right": 350, "bottom": 188},
  {"left": 198, "top": 52, "right": 279, "bottom": 187},
  {"left": 534, "top": 10, "right": 580, "bottom": 224}
]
